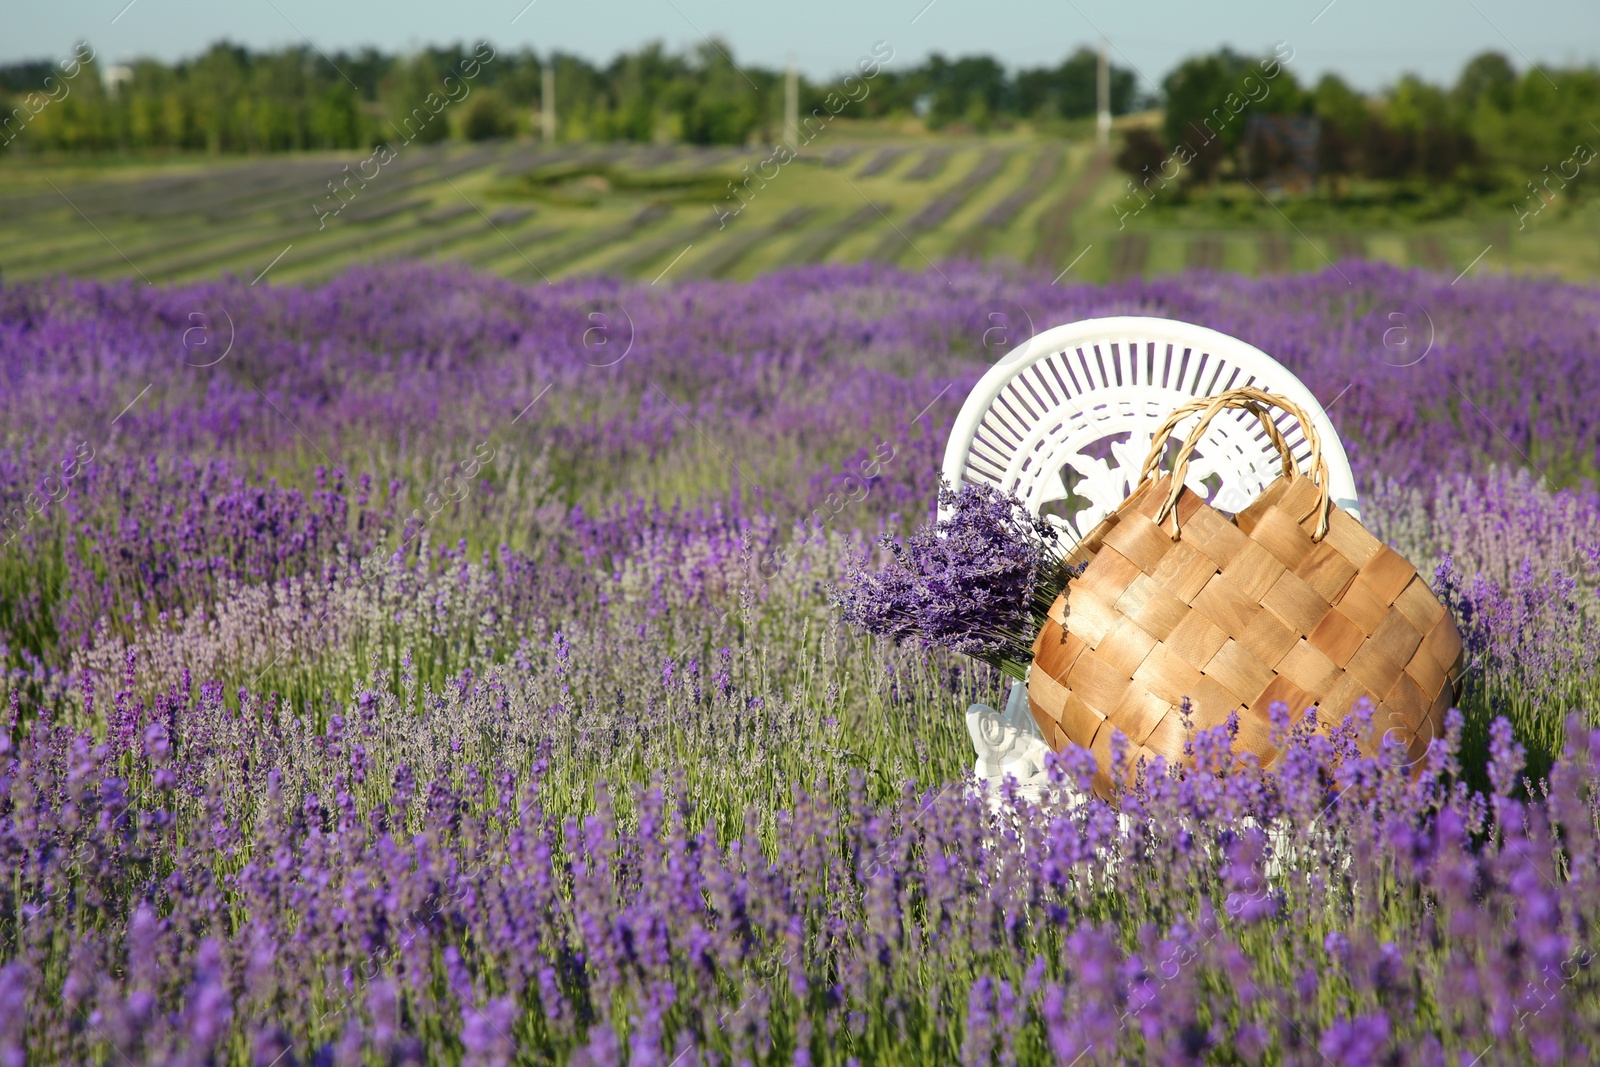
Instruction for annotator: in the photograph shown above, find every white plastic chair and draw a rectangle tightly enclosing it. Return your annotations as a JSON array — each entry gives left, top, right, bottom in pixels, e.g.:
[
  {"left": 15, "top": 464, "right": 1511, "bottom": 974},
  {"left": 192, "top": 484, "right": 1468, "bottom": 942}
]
[
  {"left": 941, "top": 316, "right": 1359, "bottom": 540},
  {"left": 955, "top": 316, "right": 1358, "bottom": 792}
]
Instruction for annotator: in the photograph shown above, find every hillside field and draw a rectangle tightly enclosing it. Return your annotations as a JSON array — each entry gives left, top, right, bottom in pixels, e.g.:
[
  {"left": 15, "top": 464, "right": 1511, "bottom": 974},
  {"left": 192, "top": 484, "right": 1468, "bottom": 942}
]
[{"left": 4, "top": 130, "right": 1597, "bottom": 288}]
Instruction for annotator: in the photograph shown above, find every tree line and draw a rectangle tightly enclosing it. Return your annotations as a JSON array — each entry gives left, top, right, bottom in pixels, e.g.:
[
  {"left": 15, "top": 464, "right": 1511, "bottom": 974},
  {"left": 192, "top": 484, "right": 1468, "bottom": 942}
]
[
  {"left": 0, "top": 39, "right": 1140, "bottom": 155},
  {"left": 2, "top": 36, "right": 1594, "bottom": 198},
  {"left": 1120, "top": 46, "right": 1599, "bottom": 198}
]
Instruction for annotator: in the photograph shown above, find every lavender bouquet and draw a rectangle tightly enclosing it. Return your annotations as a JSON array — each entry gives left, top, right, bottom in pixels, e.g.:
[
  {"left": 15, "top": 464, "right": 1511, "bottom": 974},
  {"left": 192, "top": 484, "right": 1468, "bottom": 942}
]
[{"left": 837, "top": 480, "right": 1073, "bottom": 681}]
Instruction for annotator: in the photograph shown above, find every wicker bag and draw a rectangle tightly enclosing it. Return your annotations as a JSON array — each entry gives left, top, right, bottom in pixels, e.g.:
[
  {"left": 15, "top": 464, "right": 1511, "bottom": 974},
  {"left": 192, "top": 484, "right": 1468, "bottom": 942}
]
[{"left": 1028, "top": 387, "right": 1464, "bottom": 796}]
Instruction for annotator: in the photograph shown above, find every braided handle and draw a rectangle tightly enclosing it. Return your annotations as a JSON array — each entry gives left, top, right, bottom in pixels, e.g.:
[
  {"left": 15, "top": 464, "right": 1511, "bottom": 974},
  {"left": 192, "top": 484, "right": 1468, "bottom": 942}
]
[{"left": 1134, "top": 387, "right": 1332, "bottom": 541}]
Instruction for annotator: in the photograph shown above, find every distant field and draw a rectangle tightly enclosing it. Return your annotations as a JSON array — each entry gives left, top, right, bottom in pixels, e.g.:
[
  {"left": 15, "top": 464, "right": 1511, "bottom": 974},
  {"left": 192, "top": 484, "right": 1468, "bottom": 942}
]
[{"left": 3, "top": 134, "right": 1596, "bottom": 286}]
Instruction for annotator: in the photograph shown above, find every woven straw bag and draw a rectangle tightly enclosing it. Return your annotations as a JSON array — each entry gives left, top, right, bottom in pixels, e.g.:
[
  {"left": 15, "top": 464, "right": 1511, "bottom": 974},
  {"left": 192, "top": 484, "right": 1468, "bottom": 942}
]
[{"left": 1028, "top": 387, "right": 1464, "bottom": 797}]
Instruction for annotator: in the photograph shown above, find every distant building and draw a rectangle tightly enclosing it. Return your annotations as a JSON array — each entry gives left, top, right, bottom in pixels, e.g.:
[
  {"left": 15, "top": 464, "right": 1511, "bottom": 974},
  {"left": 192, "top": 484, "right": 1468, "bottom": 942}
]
[
  {"left": 102, "top": 65, "right": 133, "bottom": 94},
  {"left": 1242, "top": 114, "right": 1320, "bottom": 192}
]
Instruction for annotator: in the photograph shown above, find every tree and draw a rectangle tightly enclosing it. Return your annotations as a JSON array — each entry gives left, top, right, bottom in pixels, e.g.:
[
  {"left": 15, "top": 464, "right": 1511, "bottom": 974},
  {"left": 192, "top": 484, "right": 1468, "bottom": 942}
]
[
  {"left": 384, "top": 53, "right": 451, "bottom": 145},
  {"left": 1386, "top": 75, "right": 1451, "bottom": 133},
  {"left": 605, "top": 43, "right": 672, "bottom": 142},
  {"left": 916, "top": 54, "right": 1009, "bottom": 130},
  {"left": 1382, "top": 76, "right": 1475, "bottom": 180},
  {"left": 1315, "top": 121, "right": 1354, "bottom": 193},
  {"left": 0, "top": 60, "right": 58, "bottom": 93},
  {"left": 0, "top": 35, "right": 1587, "bottom": 177},
  {"left": 676, "top": 41, "right": 764, "bottom": 145},
  {"left": 1185, "top": 133, "right": 1229, "bottom": 184},
  {"left": 1114, "top": 128, "right": 1167, "bottom": 181},
  {"left": 188, "top": 41, "right": 250, "bottom": 153},
  {"left": 463, "top": 89, "right": 516, "bottom": 140},
  {"left": 1159, "top": 48, "right": 1316, "bottom": 185},
  {"left": 1454, "top": 52, "right": 1516, "bottom": 113},
  {"left": 1015, "top": 47, "right": 1140, "bottom": 120},
  {"left": 1311, "top": 73, "right": 1365, "bottom": 192},
  {"left": 1361, "top": 120, "right": 1415, "bottom": 180},
  {"left": 1164, "top": 51, "right": 1247, "bottom": 151}
]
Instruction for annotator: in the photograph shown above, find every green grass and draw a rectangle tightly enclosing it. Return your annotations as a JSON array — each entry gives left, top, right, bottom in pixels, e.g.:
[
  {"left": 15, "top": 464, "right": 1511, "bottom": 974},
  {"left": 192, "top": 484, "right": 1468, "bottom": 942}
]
[{"left": 4, "top": 130, "right": 1599, "bottom": 287}]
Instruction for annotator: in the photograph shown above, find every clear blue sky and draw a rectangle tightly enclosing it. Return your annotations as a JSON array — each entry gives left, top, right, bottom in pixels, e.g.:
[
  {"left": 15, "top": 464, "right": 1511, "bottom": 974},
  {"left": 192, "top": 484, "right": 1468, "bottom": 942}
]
[{"left": 6, "top": 0, "right": 1597, "bottom": 92}]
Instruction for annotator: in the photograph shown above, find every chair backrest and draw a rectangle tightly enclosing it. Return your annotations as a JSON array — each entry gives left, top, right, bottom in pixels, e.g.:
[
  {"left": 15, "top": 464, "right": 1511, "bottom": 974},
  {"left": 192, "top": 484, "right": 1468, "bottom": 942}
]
[{"left": 940, "top": 316, "right": 1358, "bottom": 540}]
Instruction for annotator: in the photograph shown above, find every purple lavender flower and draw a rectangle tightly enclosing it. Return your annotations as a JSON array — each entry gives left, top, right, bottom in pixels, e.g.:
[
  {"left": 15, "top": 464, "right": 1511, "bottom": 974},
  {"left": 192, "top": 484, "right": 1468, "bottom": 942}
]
[
  {"left": 1318, "top": 1013, "right": 1391, "bottom": 1066},
  {"left": 0, "top": 259, "right": 1597, "bottom": 1064},
  {"left": 836, "top": 480, "right": 1068, "bottom": 679}
]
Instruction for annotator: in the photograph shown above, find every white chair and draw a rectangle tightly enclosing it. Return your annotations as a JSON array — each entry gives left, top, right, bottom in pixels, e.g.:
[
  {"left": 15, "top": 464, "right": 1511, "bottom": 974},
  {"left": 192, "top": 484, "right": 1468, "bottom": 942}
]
[
  {"left": 942, "top": 316, "right": 1358, "bottom": 537},
  {"left": 956, "top": 316, "right": 1359, "bottom": 792}
]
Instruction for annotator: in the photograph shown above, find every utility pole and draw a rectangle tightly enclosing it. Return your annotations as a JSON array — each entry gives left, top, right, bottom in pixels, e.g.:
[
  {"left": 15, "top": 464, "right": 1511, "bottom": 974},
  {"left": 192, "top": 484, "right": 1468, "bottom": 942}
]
[
  {"left": 784, "top": 57, "right": 799, "bottom": 152},
  {"left": 541, "top": 62, "right": 556, "bottom": 142},
  {"left": 1096, "top": 38, "right": 1111, "bottom": 151}
]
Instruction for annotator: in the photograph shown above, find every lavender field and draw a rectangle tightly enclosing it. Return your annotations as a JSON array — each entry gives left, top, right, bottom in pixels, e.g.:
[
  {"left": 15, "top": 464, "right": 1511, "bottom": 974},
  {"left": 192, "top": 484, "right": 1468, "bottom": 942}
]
[{"left": 3, "top": 260, "right": 1600, "bottom": 1064}]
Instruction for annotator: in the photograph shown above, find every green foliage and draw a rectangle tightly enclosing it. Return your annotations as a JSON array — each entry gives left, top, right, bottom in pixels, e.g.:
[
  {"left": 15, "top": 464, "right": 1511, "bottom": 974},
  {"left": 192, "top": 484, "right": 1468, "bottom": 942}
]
[
  {"left": 2, "top": 35, "right": 1595, "bottom": 186},
  {"left": 1469, "top": 66, "right": 1600, "bottom": 176},
  {"left": 0, "top": 39, "right": 1152, "bottom": 155},
  {"left": 603, "top": 42, "right": 679, "bottom": 142},
  {"left": 916, "top": 54, "right": 1009, "bottom": 131},
  {"left": 463, "top": 88, "right": 517, "bottom": 141},
  {"left": 1161, "top": 48, "right": 1264, "bottom": 158},
  {"left": 1115, "top": 128, "right": 1166, "bottom": 183},
  {"left": 383, "top": 53, "right": 452, "bottom": 145},
  {"left": 677, "top": 40, "right": 770, "bottom": 145},
  {"left": 1454, "top": 51, "right": 1516, "bottom": 112},
  {"left": 1313, "top": 72, "right": 1368, "bottom": 135},
  {"left": 1, "top": 41, "right": 388, "bottom": 153},
  {"left": 1123, "top": 44, "right": 1598, "bottom": 208},
  {"left": 1015, "top": 46, "right": 1140, "bottom": 121},
  {"left": 508, "top": 162, "right": 730, "bottom": 206}
]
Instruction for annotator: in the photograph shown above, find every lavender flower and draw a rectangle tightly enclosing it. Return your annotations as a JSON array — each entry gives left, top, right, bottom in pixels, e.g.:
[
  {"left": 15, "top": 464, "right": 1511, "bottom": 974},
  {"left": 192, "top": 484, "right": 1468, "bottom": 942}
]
[
  {"left": 836, "top": 480, "right": 1070, "bottom": 680},
  {"left": 0, "top": 260, "right": 1597, "bottom": 1062}
]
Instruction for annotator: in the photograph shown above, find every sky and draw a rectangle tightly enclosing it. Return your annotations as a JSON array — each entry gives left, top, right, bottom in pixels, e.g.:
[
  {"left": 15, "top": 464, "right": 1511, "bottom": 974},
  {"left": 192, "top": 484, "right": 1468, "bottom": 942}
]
[{"left": 5, "top": 0, "right": 1597, "bottom": 93}]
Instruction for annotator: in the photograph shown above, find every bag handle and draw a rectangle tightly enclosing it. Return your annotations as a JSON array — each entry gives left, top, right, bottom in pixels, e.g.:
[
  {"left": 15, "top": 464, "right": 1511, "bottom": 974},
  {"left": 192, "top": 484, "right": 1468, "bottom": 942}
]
[{"left": 1134, "top": 386, "right": 1332, "bottom": 541}]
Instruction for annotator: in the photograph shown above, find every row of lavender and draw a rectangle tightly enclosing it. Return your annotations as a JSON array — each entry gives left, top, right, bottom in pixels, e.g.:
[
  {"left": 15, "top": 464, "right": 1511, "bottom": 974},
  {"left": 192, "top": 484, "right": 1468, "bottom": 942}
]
[
  {"left": 3, "top": 262, "right": 1599, "bottom": 1062},
  {"left": 9, "top": 676, "right": 1600, "bottom": 1064},
  {"left": 5, "top": 261, "right": 1596, "bottom": 767},
  {"left": 5, "top": 263, "right": 1599, "bottom": 506}
]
